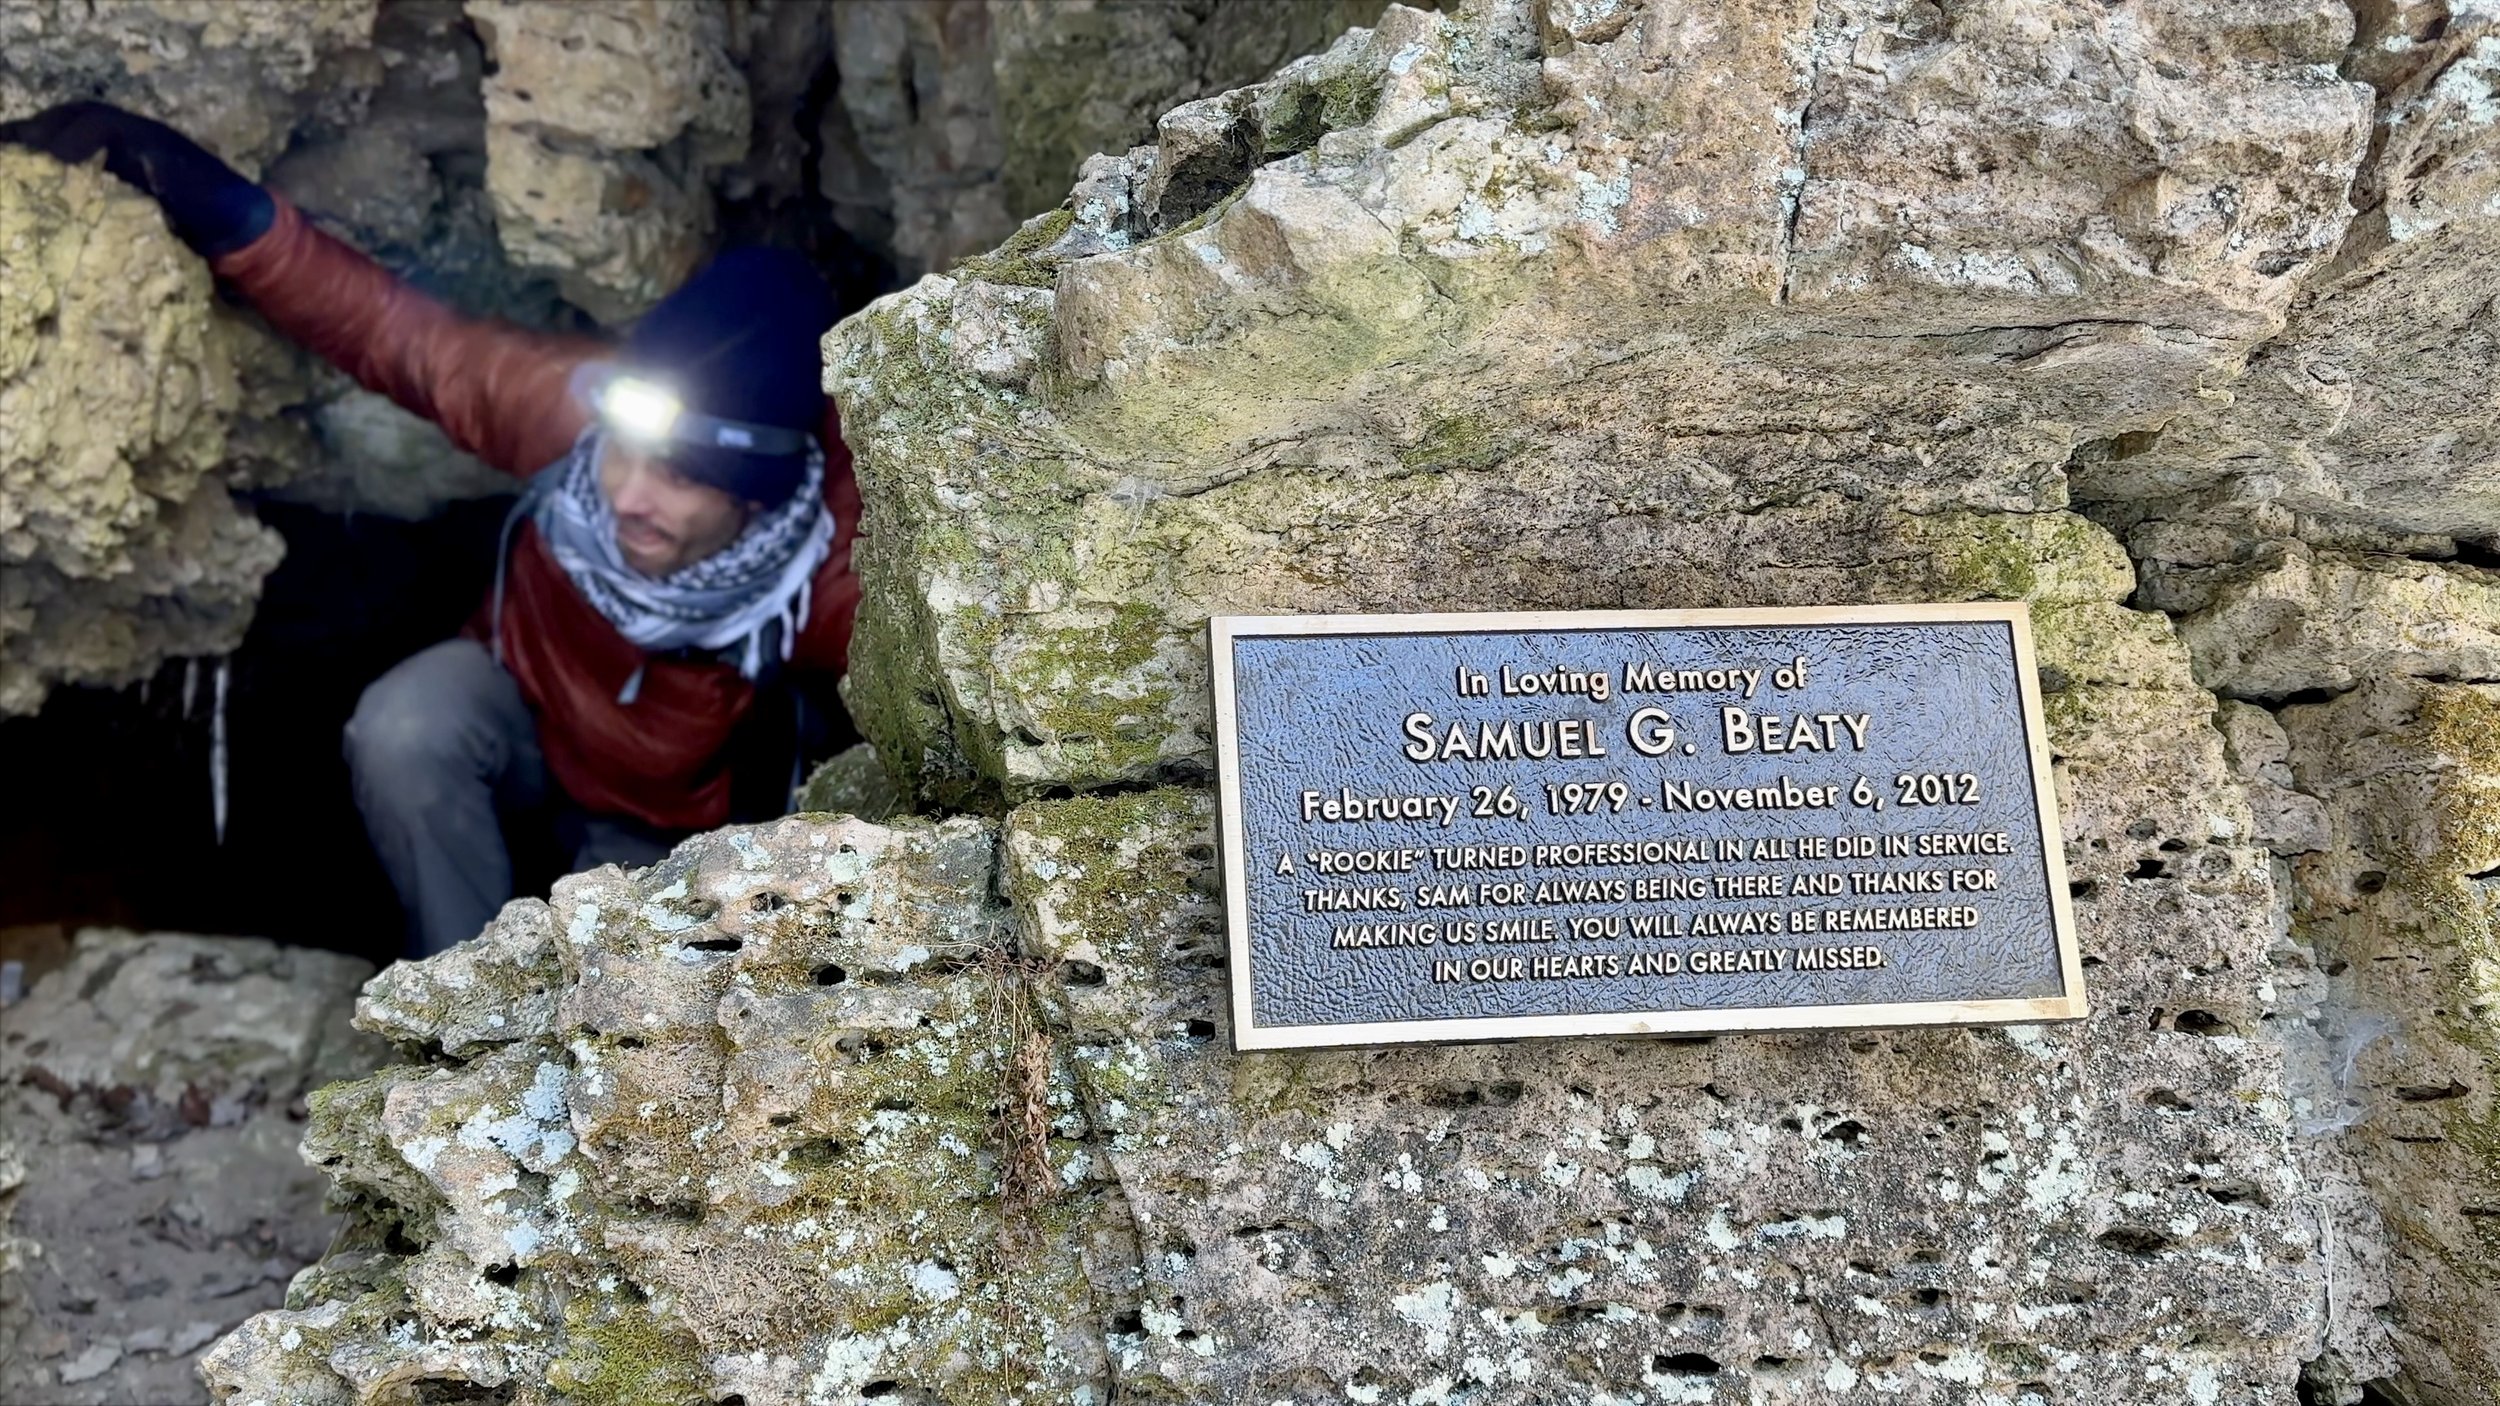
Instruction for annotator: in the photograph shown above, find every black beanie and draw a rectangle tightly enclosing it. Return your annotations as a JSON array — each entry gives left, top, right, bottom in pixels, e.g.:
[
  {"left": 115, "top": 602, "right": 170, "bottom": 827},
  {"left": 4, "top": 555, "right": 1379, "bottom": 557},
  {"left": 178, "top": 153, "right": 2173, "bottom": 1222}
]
[{"left": 616, "top": 247, "right": 836, "bottom": 505}]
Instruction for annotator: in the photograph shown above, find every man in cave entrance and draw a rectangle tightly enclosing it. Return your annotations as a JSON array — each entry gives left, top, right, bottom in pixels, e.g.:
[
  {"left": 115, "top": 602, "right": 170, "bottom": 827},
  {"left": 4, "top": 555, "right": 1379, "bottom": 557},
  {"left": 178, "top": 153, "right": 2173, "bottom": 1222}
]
[{"left": 4, "top": 103, "right": 863, "bottom": 957}]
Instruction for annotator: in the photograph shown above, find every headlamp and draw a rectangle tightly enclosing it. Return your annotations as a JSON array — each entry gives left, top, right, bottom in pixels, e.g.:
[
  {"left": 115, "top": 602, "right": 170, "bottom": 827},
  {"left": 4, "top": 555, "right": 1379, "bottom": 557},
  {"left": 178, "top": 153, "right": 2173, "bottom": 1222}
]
[
  {"left": 574, "top": 363, "right": 813, "bottom": 458},
  {"left": 599, "top": 376, "right": 683, "bottom": 443}
]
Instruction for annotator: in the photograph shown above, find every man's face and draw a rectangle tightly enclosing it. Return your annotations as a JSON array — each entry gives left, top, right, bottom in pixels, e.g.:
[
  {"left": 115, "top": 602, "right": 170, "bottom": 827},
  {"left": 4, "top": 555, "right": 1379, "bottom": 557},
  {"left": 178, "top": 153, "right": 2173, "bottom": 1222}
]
[{"left": 597, "top": 441, "right": 752, "bottom": 577}]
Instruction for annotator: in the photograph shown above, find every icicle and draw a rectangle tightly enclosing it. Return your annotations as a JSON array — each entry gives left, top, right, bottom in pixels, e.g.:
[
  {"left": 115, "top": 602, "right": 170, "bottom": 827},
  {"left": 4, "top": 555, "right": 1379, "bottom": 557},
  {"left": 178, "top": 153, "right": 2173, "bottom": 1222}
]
[
  {"left": 182, "top": 658, "right": 199, "bottom": 717},
  {"left": 211, "top": 657, "right": 230, "bottom": 846}
]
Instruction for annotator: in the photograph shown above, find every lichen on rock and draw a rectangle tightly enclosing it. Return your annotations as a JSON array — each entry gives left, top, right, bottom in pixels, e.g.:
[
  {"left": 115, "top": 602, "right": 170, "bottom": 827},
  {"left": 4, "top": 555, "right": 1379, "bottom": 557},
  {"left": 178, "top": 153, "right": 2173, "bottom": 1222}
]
[
  {"left": 801, "top": 0, "right": 2489, "bottom": 1396},
  {"left": 796, "top": 742, "right": 910, "bottom": 825},
  {"left": 212, "top": 473, "right": 2351, "bottom": 1403},
  {"left": 996, "top": 773, "right": 2322, "bottom": 1402},
  {"left": 828, "top": 0, "right": 2377, "bottom": 809},
  {"left": 202, "top": 815, "right": 1126, "bottom": 1406}
]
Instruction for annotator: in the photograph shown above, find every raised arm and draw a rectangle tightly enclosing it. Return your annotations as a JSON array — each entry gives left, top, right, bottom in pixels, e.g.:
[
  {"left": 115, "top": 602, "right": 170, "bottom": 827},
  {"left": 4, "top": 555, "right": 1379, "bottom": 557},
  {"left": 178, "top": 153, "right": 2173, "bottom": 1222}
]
[
  {"left": 212, "top": 199, "right": 602, "bottom": 476},
  {"left": 1, "top": 101, "right": 601, "bottom": 478}
]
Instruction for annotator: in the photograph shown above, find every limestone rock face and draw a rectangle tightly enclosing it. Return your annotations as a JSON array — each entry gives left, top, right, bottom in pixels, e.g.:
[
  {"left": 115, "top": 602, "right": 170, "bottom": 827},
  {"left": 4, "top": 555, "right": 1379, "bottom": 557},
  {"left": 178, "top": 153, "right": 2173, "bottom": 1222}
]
[
  {"left": 821, "top": 0, "right": 1415, "bottom": 279},
  {"left": 0, "top": 1, "right": 525, "bottom": 713},
  {"left": 802, "top": 0, "right": 2490, "bottom": 1397},
  {"left": 2276, "top": 679, "right": 2500, "bottom": 1400},
  {"left": 253, "top": 0, "right": 533, "bottom": 301},
  {"left": 2214, "top": 701, "right": 2332, "bottom": 858},
  {"left": 1000, "top": 783, "right": 2308, "bottom": 1403},
  {"left": 0, "top": 0, "right": 381, "bottom": 174},
  {"left": 463, "top": 0, "right": 750, "bottom": 321},
  {"left": 830, "top": 0, "right": 2377, "bottom": 806},
  {"left": 454, "top": 0, "right": 1371, "bottom": 316},
  {"left": 2175, "top": 546, "right": 2500, "bottom": 701},
  {"left": 986, "top": 0, "right": 1411, "bottom": 247},
  {"left": 797, "top": 742, "right": 911, "bottom": 825},
  {"left": 2070, "top": 3, "right": 2500, "bottom": 543},
  {"left": 817, "top": 0, "right": 1014, "bottom": 283},
  {"left": 197, "top": 816, "right": 1131, "bottom": 1406},
  {"left": 204, "top": 539, "right": 2342, "bottom": 1403},
  {"left": 0, "top": 148, "right": 278, "bottom": 717},
  {"left": 0, "top": 932, "right": 383, "bottom": 1406}
]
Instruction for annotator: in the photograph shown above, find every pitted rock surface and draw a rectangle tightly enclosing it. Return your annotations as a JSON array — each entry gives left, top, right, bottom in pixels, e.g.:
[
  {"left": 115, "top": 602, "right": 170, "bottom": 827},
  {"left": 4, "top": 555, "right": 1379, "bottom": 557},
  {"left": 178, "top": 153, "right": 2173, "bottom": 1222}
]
[
  {"left": 462, "top": 0, "right": 749, "bottom": 321},
  {"left": 2275, "top": 679, "right": 2500, "bottom": 1399},
  {"left": 0, "top": 148, "right": 277, "bottom": 716},
  {"left": 817, "top": 0, "right": 2491, "bottom": 1396},
  {"left": 0, "top": 0, "right": 381, "bottom": 174},
  {"left": 202, "top": 816, "right": 1129, "bottom": 1406},
  {"left": 1003, "top": 789, "right": 2315, "bottom": 1403}
]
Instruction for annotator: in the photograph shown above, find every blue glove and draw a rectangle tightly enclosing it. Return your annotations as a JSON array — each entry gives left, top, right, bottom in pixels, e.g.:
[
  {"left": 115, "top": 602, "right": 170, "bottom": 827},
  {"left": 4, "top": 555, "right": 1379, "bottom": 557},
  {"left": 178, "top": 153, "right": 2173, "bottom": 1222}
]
[{"left": 0, "top": 101, "right": 273, "bottom": 256}]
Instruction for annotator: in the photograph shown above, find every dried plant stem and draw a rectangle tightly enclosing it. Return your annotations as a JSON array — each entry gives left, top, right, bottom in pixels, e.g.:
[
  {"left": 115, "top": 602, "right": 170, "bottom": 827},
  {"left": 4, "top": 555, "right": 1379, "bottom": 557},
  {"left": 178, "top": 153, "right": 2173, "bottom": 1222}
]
[{"left": 982, "top": 948, "right": 1059, "bottom": 1241}]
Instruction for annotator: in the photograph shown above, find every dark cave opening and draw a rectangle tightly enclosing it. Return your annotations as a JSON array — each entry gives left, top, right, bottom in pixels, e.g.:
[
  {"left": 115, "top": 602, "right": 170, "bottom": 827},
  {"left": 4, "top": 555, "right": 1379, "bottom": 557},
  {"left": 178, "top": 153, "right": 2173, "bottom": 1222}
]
[
  {"left": 1, "top": 497, "right": 512, "bottom": 967},
  {"left": 0, "top": 488, "right": 865, "bottom": 976}
]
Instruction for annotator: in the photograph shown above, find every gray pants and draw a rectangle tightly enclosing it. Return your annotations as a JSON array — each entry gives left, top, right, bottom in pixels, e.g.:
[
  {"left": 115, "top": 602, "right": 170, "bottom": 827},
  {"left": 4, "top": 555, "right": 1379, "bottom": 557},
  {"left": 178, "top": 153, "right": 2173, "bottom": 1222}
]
[{"left": 346, "top": 639, "right": 682, "bottom": 957}]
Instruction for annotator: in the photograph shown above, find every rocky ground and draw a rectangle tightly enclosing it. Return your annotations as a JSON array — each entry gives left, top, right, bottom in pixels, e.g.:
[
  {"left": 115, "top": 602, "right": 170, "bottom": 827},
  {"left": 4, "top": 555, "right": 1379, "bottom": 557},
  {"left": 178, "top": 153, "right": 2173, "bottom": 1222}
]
[{"left": 0, "top": 932, "right": 385, "bottom": 1405}]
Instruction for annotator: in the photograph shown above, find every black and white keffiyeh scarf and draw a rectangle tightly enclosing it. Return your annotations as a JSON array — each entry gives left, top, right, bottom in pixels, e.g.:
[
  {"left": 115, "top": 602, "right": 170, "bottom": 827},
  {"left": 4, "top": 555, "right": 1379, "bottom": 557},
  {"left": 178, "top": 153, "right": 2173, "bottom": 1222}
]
[{"left": 511, "top": 428, "right": 834, "bottom": 694}]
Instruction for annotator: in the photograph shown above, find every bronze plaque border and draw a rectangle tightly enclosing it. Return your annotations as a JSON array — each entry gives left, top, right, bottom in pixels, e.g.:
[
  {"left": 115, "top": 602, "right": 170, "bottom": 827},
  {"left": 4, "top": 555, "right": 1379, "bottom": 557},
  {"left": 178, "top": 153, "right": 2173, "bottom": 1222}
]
[{"left": 1210, "top": 603, "right": 2087, "bottom": 1051}]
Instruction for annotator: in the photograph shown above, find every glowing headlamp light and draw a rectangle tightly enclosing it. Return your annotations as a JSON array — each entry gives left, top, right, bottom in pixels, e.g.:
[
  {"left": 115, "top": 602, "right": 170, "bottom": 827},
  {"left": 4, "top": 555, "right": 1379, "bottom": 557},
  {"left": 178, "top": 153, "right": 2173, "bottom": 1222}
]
[
  {"left": 598, "top": 376, "right": 685, "bottom": 444},
  {"left": 576, "top": 363, "right": 812, "bottom": 458}
]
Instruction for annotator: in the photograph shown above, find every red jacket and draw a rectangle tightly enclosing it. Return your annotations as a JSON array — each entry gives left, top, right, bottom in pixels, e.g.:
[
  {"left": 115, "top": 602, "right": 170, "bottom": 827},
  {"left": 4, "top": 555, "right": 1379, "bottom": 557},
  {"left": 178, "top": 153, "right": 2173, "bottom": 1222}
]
[{"left": 213, "top": 198, "right": 860, "bottom": 832}]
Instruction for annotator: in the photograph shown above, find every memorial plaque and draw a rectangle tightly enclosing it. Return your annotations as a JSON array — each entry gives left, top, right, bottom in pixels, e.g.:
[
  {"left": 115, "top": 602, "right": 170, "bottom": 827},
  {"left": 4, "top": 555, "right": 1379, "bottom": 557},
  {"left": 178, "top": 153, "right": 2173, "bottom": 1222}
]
[{"left": 1211, "top": 604, "right": 2084, "bottom": 1050}]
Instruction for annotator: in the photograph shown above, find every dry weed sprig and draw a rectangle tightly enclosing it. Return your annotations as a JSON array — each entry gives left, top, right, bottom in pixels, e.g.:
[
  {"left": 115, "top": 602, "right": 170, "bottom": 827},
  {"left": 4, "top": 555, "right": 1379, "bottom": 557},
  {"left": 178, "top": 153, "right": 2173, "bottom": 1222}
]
[{"left": 980, "top": 946, "right": 1059, "bottom": 1241}]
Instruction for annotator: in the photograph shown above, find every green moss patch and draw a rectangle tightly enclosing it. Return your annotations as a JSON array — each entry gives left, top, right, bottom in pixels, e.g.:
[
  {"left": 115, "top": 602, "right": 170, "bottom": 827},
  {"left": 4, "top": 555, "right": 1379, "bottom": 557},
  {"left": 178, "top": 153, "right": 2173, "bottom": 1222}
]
[{"left": 953, "top": 208, "right": 1078, "bottom": 290}]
